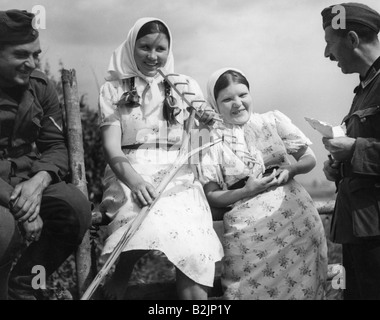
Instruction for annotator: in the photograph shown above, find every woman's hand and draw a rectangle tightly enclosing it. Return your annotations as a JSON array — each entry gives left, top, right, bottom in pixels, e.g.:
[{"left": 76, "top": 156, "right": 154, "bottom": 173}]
[
  {"left": 243, "top": 171, "right": 279, "bottom": 197},
  {"left": 196, "top": 103, "right": 218, "bottom": 127},
  {"left": 102, "top": 125, "right": 158, "bottom": 208},
  {"left": 276, "top": 165, "right": 296, "bottom": 185},
  {"left": 130, "top": 180, "right": 157, "bottom": 207}
]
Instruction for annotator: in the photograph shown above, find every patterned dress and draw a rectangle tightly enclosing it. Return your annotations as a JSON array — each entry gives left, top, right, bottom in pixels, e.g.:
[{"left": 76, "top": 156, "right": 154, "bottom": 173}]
[
  {"left": 200, "top": 110, "right": 328, "bottom": 299},
  {"left": 98, "top": 74, "right": 224, "bottom": 287}
]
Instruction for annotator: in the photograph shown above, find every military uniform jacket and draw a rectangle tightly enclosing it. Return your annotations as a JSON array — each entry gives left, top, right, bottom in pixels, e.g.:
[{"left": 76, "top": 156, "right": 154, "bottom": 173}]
[
  {"left": 332, "top": 56, "right": 380, "bottom": 242},
  {"left": 0, "top": 70, "right": 68, "bottom": 207}
]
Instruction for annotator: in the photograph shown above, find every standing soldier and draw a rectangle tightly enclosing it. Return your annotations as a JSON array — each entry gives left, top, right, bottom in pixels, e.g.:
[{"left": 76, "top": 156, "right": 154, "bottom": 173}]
[{"left": 321, "top": 2, "right": 380, "bottom": 300}]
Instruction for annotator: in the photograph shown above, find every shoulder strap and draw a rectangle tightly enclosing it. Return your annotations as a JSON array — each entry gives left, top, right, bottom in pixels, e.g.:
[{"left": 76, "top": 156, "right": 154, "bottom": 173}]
[{"left": 30, "top": 69, "right": 48, "bottom": 85}]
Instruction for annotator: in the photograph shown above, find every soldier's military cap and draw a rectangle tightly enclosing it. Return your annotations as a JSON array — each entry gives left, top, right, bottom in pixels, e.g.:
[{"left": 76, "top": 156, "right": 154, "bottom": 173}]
[
  {"left": 0, "top": 9, "right": 39, "bottom": 44},
  {"left": 322, "top": 2, "right": 380, "bottom": 33}
]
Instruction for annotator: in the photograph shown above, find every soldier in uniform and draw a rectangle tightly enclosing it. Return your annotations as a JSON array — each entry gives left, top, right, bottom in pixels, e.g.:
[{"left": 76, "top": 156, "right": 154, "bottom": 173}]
[
  {"left": 321, "top": 3, "right": 380, "bottom": 299},
  {"left": 0, "top": 9, "right": 91, "bottom": 300}
]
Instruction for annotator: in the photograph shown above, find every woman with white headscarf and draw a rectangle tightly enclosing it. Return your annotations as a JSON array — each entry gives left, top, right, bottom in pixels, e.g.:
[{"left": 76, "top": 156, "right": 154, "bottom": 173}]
[
  {"left": 198, "top": 68, "right": 328, "bottom": 300},
  {"left": 97, "top": 18, "right": 223, "bottom": 300}
]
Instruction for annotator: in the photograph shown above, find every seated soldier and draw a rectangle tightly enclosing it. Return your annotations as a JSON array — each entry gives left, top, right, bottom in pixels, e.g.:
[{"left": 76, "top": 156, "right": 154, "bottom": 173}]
[{"left": 0, "top": 9, "right": 91, "bottom": 300}]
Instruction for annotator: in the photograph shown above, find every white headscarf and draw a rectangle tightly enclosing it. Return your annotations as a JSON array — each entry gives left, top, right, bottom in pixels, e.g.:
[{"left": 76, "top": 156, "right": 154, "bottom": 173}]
[
  {"left": 206, "top": 67, "right": 248, "bottom": 114},
  {"left": 205, "top": 68, "right": 264, "bottom": 181},
  {"left": 105, "top": 17, "right": 174, "bottom": 82}
]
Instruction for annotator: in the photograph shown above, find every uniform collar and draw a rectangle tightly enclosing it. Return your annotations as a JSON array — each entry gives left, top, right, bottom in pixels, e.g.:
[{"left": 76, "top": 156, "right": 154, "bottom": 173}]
[{"left": 359, "top": 55, "right": 380, "bottom": 89}]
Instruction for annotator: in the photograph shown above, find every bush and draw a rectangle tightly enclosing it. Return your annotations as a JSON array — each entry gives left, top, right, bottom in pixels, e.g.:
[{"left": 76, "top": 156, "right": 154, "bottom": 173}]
[{"left": 80, "top": 106, "right": 106, "bottom": 204}]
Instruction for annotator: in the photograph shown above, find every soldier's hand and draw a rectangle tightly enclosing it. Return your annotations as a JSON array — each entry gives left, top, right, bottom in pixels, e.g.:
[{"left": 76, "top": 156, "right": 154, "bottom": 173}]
[
  {"left": 323, "top": 159, "right": 340, "bottom": 181},
  {"left": 322, "top": 136, "right": 356, "bottom": 162},
  {"left": 22, "top": 215, "right": 43, "bottom": 242},
  {"left": 10, "top": 172, "right": 51, "bottom": 222}
]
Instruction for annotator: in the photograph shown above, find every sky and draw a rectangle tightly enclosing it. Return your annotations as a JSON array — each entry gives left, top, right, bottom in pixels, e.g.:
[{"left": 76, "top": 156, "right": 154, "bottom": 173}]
[{"left": 5, "top": 0, "right": 380, "bottom": 187}]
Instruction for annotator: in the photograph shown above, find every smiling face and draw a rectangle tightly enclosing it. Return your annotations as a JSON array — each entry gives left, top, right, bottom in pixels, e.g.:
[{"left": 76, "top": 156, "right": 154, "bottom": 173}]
[
  {"left": 0, "top": 38, "right": 41, "bottom": 88},
  {"left": 216, "top": 82, "right": 253, "bottom": 125},
  {"left": 134, "top": 32, "right": 169, "bottom": 77}
]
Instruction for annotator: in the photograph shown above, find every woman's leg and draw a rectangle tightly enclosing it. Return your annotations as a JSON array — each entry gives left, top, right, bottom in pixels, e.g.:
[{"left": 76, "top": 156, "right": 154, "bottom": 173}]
[
  {"left": 176, "top": 268, "right": 208, "bottom": 300},
  {"left": 102, "top": 250, "right": 147, "bottom": 300}
]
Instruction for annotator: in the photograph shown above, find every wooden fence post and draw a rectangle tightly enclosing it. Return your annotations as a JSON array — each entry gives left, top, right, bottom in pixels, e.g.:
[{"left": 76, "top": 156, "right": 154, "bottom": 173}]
[{"left": 61, "top": 69, "right": 94, "bottom": 298}]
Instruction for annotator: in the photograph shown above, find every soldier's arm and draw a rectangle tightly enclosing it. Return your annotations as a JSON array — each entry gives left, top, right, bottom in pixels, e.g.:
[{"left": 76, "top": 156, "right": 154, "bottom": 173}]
[
  {"left": 0, "top": 177, "right": 14, "bottom": 208},
  {"left": 351, "top": 137, "right": 380, "bottom": 176},
  {"left": 350, "top": 110, "right": 380, "bottom": 176},
  {"left": 30, "top": 77, "right": 69, "bottom": 183}
]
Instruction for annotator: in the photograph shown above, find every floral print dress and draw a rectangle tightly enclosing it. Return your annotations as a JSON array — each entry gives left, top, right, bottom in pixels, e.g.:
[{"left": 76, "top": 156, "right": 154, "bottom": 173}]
[
  {"left": 98, "top": 74, "right": 224, "bottom": 287},
  {"left": 200, "top": 110, "right": 328, "bottom": 299}
]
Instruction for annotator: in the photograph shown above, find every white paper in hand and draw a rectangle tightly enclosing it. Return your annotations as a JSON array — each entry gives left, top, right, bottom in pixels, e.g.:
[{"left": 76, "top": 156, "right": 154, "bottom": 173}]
[{"left": 304, "top": 117, "right": 346, "bottom": 138}]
